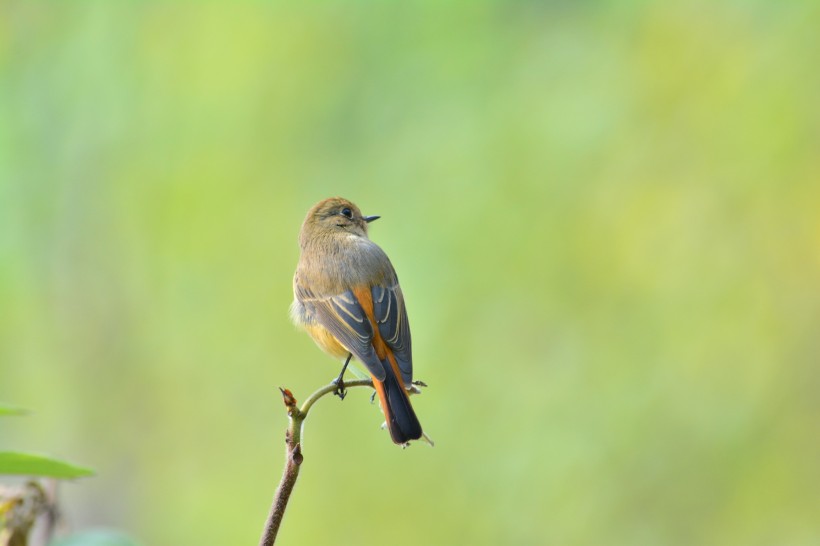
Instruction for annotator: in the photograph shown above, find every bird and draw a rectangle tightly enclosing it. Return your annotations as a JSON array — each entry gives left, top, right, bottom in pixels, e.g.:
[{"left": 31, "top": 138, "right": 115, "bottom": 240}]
[{"left": 290, "top": 197, "right": 424, "bottom": 445}]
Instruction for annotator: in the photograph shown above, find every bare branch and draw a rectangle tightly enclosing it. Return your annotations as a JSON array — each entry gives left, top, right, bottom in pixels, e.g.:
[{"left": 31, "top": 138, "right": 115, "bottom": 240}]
[{"left": 259, "top": 379, "right": 373, "bottom": 546}]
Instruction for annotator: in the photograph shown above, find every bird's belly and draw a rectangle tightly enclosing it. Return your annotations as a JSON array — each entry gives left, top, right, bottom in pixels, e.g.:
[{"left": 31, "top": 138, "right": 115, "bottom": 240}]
[{"left": 302, "top": 322, "right": 350, "bottom": 360}]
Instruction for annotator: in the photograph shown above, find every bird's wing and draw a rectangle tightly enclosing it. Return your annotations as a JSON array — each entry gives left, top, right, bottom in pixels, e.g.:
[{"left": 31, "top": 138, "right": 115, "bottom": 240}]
[
  {"left": 372, "top": 283, "right": 413, "bottom": 386},
  {"left": 295, "top": 284, "right": 386, "bottom": 381}
]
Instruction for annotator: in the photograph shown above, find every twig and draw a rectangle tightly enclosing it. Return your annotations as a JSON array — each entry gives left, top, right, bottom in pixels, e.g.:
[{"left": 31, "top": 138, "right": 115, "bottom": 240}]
[
  {"left": 0, "top": 481, "right": 47, "bottom": 546},
  {"left": 259, "top": 379, "right": 373, "bottom": 546},
  {"left": 29, "top": 479, "right": 58, "bottom": 546}
]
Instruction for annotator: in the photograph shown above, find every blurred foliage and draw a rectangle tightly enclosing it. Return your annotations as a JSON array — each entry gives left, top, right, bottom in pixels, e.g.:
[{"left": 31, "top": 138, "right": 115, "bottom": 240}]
[
  {"left": 0, "top": 405, "right": 93, "bottom": 479},
  {"left": 50, "top": 529, "right": 142, "bottom": 546},
  {"left": 0, "top": 406, "right": 28, "bottom": 417},
  {"left": 1, "top": 2, "right": 819, "bottom": 545},
  {"left": 0, "top": 452, "right": 93, "bottom": 479}
]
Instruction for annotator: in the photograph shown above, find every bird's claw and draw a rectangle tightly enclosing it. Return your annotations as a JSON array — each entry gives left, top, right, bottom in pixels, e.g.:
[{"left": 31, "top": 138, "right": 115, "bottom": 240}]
[
  {"left": 409, "top": 379, "right": 428, "bottom": 395},
  {"left": 332, "top": 377, "right": 347, "bottom": 400}
]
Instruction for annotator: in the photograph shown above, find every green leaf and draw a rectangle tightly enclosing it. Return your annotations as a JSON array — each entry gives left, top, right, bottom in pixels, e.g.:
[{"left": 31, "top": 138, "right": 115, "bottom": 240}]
[
  {"left": 0, "top": 405, "right": 29, "bottom": 417},
  {"left": 0, "top": 452, "right": 94, "bottom": 478},
  {"left": 49, "top": 530, "right": 141, "bottom": 546}
]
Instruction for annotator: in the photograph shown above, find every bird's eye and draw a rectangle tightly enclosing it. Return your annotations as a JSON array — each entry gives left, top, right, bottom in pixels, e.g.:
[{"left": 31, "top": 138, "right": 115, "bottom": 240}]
[{"left": 340, "top": 207, "right": 353, "bottom": 219}]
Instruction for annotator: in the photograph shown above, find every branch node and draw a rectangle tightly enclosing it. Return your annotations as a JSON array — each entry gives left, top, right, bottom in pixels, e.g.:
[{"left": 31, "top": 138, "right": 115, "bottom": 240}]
[{"left": 291, "top": 443, "right": 303, "bottom": 466}]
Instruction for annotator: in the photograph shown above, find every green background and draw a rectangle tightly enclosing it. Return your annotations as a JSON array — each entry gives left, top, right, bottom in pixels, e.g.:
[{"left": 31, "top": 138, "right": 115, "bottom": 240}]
[{"left": 2, "top": 2, "right": 819, "bottom": 545}]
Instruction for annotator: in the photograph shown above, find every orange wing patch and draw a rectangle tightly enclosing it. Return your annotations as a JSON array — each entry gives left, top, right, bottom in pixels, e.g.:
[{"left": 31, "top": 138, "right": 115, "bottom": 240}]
[
  {"left": 352, "top": 286, "right": 387, "bottom": 360},
  {"left": 352, "top": 285, "right": 408, "bottom": 391}
]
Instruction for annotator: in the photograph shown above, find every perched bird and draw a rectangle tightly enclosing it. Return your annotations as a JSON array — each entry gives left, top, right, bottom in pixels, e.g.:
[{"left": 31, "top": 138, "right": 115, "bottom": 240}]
[{"left": 290, "top": 197, "right": 424, "bottom": 445}]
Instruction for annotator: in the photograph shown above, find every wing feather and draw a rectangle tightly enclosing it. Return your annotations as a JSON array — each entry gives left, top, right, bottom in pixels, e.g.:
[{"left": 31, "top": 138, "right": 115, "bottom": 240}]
[
  {"left": 372, "top": 284, "right": 413, "bottom": 385},
  {"left": 296, "top": 284, "right": 386, "bottom": 381}
]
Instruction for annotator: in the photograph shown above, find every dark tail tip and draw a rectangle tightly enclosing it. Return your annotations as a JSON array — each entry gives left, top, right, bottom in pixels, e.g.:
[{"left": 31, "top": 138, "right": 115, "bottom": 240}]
[{"left": 382, "top": 367, "right": 423, "bottom": 444}]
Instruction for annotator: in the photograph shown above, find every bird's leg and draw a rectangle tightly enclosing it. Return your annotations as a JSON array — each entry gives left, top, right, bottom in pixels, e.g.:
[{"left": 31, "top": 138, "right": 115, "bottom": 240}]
[{"left": 333, "top": 353, "right": 353, "bottom": 400}]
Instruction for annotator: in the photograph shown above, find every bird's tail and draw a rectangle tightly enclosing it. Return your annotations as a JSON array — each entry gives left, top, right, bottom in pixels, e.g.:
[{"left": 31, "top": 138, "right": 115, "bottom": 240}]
[{"left": 373, "top": 354, "right": 423, "bottom": 445}]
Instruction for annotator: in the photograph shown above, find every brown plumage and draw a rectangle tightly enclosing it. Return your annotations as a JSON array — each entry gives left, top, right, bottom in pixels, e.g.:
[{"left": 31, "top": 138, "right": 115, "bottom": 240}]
[{"left": 290, "top": 197, "right": 423, "bottom": 445}]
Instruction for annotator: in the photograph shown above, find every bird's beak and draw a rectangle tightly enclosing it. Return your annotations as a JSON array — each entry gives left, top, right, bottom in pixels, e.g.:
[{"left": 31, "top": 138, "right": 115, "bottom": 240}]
[{"left": 363, "top": 215, "right": 380, "bottom": 223}]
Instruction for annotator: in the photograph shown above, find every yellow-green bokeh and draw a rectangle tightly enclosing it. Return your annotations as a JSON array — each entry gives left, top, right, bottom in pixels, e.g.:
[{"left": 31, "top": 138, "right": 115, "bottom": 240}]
[{"left": 1, "top": 2, "right": 819, "bottom": 545}]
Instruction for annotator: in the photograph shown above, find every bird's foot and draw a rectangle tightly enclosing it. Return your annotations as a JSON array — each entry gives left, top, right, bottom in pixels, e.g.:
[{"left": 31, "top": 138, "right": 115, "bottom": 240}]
[
  {"left": 332, "top": 376, "right": 347, "bottom": 400},
  {"left": 409, "top": 380, "right": 428, "bottom": 395}
]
